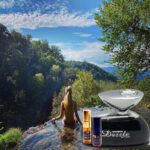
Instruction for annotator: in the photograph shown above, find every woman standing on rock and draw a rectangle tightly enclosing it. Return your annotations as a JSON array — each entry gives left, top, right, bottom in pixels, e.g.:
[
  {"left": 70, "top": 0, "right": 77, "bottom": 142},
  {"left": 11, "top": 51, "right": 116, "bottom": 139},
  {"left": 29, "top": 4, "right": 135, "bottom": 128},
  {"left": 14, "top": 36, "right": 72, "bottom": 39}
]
[{"left": 51, "top": 86, "right": 82, "bottom": 128}]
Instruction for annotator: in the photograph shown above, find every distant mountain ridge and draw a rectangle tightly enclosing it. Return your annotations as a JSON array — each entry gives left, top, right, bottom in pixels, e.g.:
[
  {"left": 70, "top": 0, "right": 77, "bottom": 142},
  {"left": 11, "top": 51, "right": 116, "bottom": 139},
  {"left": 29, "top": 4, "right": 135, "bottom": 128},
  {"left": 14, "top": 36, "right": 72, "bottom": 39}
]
[
  {"left": 103, "top": 67, "right": 117, "bottom": 75},
  {"left": 65, "top": 61, "right": 117, "bottom": 82},
  {"left": 103, "top": 66, "right": 150, "bottom": 80}
]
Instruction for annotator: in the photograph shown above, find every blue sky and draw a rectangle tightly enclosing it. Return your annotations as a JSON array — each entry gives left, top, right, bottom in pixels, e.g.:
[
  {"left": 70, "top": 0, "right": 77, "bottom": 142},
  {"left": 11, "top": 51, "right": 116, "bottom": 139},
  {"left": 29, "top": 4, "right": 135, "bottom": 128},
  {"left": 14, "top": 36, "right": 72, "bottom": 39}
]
[{"left": 0, "top": 0, "right": 113, "bottom": 68}]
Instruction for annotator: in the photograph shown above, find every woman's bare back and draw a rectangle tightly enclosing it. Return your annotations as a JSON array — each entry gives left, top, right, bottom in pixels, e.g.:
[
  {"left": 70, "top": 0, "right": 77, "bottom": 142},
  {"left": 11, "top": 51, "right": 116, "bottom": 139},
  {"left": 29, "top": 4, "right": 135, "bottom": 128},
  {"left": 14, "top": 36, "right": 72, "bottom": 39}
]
[{"left": 62, "top": 100, "right": 77, "bottom": 123}]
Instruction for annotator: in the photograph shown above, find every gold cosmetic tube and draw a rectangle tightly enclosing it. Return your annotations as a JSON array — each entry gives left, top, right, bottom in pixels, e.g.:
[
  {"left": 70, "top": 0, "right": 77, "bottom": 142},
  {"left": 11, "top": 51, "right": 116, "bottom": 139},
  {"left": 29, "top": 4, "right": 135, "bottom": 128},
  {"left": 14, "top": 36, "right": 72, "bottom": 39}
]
[{"left": 83, "top": 109, "right": 91, "bottom": 144}]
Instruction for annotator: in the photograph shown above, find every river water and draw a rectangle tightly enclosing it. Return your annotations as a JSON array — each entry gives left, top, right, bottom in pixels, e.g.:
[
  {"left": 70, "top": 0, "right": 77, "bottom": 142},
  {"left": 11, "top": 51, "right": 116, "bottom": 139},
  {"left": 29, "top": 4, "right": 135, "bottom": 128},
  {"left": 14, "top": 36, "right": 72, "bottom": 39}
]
[{"left": 19, "top": 107, "right": 150, "bottom": 150}]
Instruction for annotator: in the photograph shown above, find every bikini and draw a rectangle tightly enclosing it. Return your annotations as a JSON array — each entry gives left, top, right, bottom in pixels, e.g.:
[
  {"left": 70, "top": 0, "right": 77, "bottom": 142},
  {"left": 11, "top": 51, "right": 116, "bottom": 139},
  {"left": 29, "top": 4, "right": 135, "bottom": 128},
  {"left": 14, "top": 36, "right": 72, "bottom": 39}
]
[{"left": 63, "top": 119, "right": 76, "bottom": 128}]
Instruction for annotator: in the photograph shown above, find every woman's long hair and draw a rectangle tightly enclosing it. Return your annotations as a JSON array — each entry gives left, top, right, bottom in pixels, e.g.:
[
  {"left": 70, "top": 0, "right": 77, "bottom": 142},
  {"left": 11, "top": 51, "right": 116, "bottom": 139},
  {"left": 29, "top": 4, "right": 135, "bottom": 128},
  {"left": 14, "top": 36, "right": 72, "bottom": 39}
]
[{"left": 63, "top": 86, "right": 73, "bottom": 108}]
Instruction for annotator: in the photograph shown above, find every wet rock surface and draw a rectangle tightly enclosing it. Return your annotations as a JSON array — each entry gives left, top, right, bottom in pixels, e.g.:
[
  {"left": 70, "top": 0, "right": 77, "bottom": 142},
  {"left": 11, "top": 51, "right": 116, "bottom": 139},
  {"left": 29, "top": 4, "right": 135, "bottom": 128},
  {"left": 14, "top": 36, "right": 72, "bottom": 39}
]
[{"left": 19, "top": 108, "right": 150, "bottom": 150}]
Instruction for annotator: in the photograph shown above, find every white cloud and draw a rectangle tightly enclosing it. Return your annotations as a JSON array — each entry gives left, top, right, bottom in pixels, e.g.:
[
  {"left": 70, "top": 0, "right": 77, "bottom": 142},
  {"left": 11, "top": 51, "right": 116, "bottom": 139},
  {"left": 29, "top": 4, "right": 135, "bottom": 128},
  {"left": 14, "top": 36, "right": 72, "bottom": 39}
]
[
  {"left": 0, "top": 8, "right": 96, "bottom": 30},
  {"left": 62, "top": 42, "right": 105, "bottom": 60},
  {"left": 74, "top": 32, "right": 92, "bottom": 38},
  {"left": 52, "top": 41, "right": 112, "bottom": 68},
  {"left": 50, "top": 41, "right": 111, "bottom": 63},
  {"left": 50, "top": 41, "right": 113, "bottom": 68},
  {"left": 49, "top": 42, "right": 79, "bottom": 49},
  {"left": 0, "top": 0, "right": 15, "bottom": 8},
  {"left": 31, "top": 37, "right": 40, "bottom": 41}
]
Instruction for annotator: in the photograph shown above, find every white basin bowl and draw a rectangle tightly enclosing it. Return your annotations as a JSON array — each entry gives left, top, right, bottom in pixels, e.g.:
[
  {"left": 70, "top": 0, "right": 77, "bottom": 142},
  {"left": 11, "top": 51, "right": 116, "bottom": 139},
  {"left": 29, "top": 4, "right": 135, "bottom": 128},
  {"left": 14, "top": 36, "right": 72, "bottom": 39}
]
[{"left": 99, "top": 89, "right": 144, "bottom": 111}]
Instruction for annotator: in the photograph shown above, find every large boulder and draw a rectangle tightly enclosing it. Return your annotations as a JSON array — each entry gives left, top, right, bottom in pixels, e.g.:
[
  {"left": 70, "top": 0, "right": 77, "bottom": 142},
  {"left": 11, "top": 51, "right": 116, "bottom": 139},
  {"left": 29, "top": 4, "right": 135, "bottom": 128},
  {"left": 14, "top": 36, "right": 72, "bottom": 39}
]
[{"left": 19, "top": 108, "right": 150, "bottom": 150}]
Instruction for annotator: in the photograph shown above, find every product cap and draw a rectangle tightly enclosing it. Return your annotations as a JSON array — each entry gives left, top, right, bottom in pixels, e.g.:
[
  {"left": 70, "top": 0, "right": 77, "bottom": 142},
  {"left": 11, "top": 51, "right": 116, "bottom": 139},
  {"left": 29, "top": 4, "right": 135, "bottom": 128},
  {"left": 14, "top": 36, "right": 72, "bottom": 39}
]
[{"left": 92, "top": 117, "right": 102, "bottom": 134}]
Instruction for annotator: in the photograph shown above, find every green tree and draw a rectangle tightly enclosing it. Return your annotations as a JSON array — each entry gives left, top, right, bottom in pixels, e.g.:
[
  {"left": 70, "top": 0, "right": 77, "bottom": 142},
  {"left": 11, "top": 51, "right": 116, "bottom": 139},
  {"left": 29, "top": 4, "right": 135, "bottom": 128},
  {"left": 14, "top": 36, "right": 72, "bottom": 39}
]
[
  {"left": 72, "top": 71, "right": 100, "bottom": 106},
  {"left": 33, "top": 73, "right": 45, "bottom": 87},
  {"left": 95, "top": 0, "right": 150, "bottom": 85},
  {"left": 138, "top": 76, "right": 150, "bottom": 108},
  {"left": 49, "top": 45, "right": 64, "bottom": 63},
  {"left": 138, "top": 76, "right": 150, "bottom": 91},
  {"left": 51, "top": 65, "right": 61, "bottom": 81}
]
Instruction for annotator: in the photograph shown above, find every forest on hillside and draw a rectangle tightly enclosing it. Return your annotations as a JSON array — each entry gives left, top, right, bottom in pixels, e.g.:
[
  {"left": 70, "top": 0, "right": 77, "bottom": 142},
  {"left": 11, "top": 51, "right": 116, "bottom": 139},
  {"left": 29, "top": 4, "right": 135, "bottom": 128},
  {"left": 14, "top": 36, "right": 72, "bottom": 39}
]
[{"left": 0, "top": 24, "right": 117, "bottom": 131}]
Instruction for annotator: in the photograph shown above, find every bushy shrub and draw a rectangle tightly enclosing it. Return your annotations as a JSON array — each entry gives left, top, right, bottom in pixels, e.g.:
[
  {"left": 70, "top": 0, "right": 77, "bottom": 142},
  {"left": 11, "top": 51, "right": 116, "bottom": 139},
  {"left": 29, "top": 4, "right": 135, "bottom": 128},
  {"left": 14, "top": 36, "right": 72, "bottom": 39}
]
[
  {"left": 0, "top": 128, "right": 22, "bottom": 148},
  {"left": 72, "top": 71, "right": 100, "bottom": 107},
  {"left": 138, "top": 76, "right": 150, "bottom": 109},
  {"left": 138, "top": 76, "right": 150, "bottom": 91}
]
